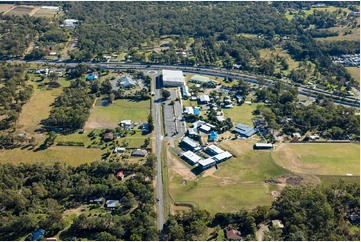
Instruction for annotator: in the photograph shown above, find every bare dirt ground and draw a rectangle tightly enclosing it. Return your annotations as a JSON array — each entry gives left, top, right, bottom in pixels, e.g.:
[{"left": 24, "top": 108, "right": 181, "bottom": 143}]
[
  {"left": 256, "top": 223, "right": 269, "bottom": 241},
  {"left": 167, "top": 146, "right": 196, "bottom": 181},
  {"left": 272, "top": 143, "right": 321, "bottom": 174},
  {"left": 266, "top": 174, "right": 321, "bottom": 200}
]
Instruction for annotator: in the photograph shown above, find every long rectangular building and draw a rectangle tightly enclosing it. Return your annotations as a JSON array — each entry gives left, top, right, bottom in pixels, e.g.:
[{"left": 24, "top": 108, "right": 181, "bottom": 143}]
[
  {"left": 162, "top": 70, "right": 185, "bottom": 87},
  {"left": 182, "top": 150, "right": 202, "bottom": 165}
]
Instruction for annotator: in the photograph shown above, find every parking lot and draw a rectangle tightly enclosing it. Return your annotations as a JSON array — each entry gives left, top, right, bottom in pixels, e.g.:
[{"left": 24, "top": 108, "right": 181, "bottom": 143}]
[{"left": 163, "top": 88, "right": 185, "bottom": 137}]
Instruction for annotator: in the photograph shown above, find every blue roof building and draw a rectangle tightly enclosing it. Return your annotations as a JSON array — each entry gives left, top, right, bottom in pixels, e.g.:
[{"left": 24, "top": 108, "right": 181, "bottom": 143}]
[
  {"left": 32, "top": 229, "right": 45, "bottom": 241},
  {"left": 209, "top": 131, "right": 218, "bottom": 141},
  {"left": 233, "top": 123, "right": 257, "bottom": 138},
  {"left": 194, "top": 107, "right": 200, "bottom": 115}
]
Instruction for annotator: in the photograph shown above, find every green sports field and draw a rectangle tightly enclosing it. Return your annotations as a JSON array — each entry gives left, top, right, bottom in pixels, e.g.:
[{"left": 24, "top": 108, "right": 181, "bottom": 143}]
[
  {"left": 272, "top": 143, "right": 360, "bottom": 176},
  {"left": 85, "top": 99, "right": 150, "bottom": 129},
  {"left": 169, "top": 139, "right": 289, "bottom": 214}
]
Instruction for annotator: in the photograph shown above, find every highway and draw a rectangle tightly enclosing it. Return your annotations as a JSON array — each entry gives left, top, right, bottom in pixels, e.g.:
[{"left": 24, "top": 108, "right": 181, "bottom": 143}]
[{"left": 22, "top": 59, "right": 360, "bottom": 108}]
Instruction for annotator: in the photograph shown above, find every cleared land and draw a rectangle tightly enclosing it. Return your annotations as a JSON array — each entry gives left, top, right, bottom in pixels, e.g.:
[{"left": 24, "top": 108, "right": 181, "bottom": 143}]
[
  {"left": 0, "top": 146, "right": 104, "bottom": 166},
  {"left": 222, "top": 103, "right": 258, "bottom": 126},
  {"left": 17, "top": 85, "right": 63, "bottom": 135},
  {"left": 315, "top": 26, "right": 360, "bottom": 42},
  {"left": 259, "top": 47, "right": 300, "bottom": 73},
  {"left": 272, "top": 143, "right": 360, "bottom": 176},
  {"left": 85, "top": 99, "right": 150, "bottom": 129},
  {"left": 346, "top": 67, "right": 360, "bottom": 84},
  {"left": 33, "top": 8, "right": 58, "bottom": 17},
  {"left": 168, "top": 139, "right": 289, "bottom": 214},
  {"left": 5, "top": 5, "right": 39, "bottom": 16},
  {"left": 0, "top": 4, "right": 14, "bottom": 12}
]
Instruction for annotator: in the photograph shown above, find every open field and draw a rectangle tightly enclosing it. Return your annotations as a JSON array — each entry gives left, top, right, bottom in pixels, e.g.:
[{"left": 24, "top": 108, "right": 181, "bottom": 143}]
[
  {"left": 17, "top": 85, "right": 64, "bottom": 136},
  {"left": 33, "top": 8, "right": 59, "bottom": 17},
  {"left": 259, "top": 47, "right": 300, "bottom": 72},
  {"left": 346, "top": 67, "right": 360, "bottom": 84},
  {"left": 168, "top": 139, "right": 289, "bottom": 214},
  {"left": 0, "top": 146, "right": 104, "bottom": 166},
  {"left": 315, "top": 25, "right": 360, "bottom": 42},
  {"left": 272, "top": 143, "right": 360, "bottom": 176},
  {"left": 222, "top": 103, "right": 258, "bottom": 126},
  {"left": 85, "top": 99, "right": 150, "bottom": 129},
  {"left": 5, "top": 5, "right": 39, "bottom": 16},
  {"left": 0, "top": 4, "right": 14, "bottom": 12}
]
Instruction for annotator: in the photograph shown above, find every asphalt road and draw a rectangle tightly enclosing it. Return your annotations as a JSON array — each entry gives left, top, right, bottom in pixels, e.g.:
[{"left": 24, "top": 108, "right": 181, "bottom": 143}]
[
  {"left": 20, "top": 59, "right": 359, "bottom": 107},
  {"left": 153, "top": 74, "right": 165, "bottom": 232}
]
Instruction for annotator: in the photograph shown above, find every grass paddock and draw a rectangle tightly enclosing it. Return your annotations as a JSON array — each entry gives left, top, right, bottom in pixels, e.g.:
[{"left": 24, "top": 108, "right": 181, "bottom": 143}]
[{"left": 272, "top": 143, "right": 360, "bottom": 176}]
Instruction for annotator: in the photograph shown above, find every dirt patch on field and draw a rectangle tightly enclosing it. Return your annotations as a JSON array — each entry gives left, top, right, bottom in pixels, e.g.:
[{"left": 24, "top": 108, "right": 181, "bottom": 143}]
[
  {"left": 218, "top": 139, "right": 253, "bottom": 157},
  {"left": 272, "top": 143, "right": 322, "bottom": 174},
  {"left": 63, "top": 206, "right": 83, "bottom": 217},
  {"left": 202, "top": 167, "right": 217, "bottom": 177},
  {"left": 167, "top": 147, "right": 196, "bottom": 181}
]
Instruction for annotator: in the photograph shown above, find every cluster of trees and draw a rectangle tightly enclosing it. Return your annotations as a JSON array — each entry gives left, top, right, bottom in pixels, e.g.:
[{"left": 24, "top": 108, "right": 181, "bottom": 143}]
[
  {"left": 255, "top": 82, "right": 359, "bottom": 140},
  {"left": 0, "top": 63, "right": 33, "bottom": 131},
  {"left": 0, "top": 160, "right": 157, "bottom": 241},
  {"left": 42, "top": 79, "right": 93, "bottom": 130},
  {"left": 0, "top": 15, "right": 68, "bottom": 59},
  {"left": 163, "top": 181, "right": 360, "bottom": 241}
]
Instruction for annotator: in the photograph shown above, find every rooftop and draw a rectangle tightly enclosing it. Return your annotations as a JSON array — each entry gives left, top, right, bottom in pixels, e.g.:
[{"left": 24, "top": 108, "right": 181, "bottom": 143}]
[
  {"left": 234, "top": 123, "right": 256, "bottom": 137},
  {"left": 182, "top": 150, "right": 202, "bottom": 164},
  {"left": 162, "top": 70, "right": 185, "bottom": 86},
  {"left": 120, "top": 75, "right": 137, "bottom": 87},
  {"left": 206, "top": 144, "right": 224, "bottom": 155},
  {"left": 199, "top": 95, "right": 210, "bottom": 102},
  {"left": 225, "top": 229, "right": 242, "bottom": 240},
  {"left": 190, "top": 75, "right": 210, "bottom": 83}
]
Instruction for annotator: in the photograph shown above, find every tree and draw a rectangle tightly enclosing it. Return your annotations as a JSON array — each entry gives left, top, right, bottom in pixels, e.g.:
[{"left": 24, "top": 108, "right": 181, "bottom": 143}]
[
  {"left": 147, "top": 114, "right": 154, "bottom": 132},
  {"left": 161, "top": 89, "right": 171, "bottom": 100},
  {"left": 94, "top": 232, "right": 116, "bottom": 241}
]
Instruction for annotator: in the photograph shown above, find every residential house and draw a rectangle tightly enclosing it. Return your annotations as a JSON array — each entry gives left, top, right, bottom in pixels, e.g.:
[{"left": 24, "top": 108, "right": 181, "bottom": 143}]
[
  {"left": 116, "top": 171, "right": 125, "bottom": 180},
  {"left": 225, "top": 229, "right": 242, "bottom": 241},
  {"left": 32, "top": 229, "right": 45, "bottom": 241},
  {"left": 114, "top": 147, "right": 126, "bottom": 153},
  {"left": 184, "top": 106, "right": 194, "bottom": 115},
  {"left": 62, "top": 19, "right": 79, "bottom": 28},
  {"left": 119, "top": 75, "right": 137, "bottom": 88},
  {"left": 131, "top": 149, "right": 148, "bottom": 157},
  {"left": 233, "top": 123, "right": 257, "bottom": 138},
  {"left": 199, "top": 95, "right": 210, "bottom": 104},
  {"left": 292, "top": 132, "right": 301, "bottom": 140},
  {"left": 103, "top": 132, "right": 114, "bottom": 141},
  {"left": 271, "top": 220, "right": 285, "bottom": 229},
  {"left": 142, "top": 123, "right": 150, "bottom": 133},
  {"left": 120, "top": 120, "right": 133, "bottom": 130},
  {"left": 105, "top": 200, "right": 120, "bottom": 209}
]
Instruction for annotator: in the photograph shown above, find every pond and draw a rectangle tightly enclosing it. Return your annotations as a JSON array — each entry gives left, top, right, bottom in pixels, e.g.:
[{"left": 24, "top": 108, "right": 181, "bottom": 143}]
[{"left": 95, "top": 98, "right": 110, "bottom": 107}]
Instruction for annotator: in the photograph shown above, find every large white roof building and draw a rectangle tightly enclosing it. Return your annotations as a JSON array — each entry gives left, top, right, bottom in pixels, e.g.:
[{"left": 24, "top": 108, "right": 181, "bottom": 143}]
[{"left": 162, "top": 70, "right": 185, "bottom": 87}]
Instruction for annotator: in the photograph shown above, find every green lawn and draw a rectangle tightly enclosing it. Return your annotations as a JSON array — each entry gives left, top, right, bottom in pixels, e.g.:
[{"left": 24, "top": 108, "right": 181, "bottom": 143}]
[
  {"left": 0, "top": 146, "right": 104, "bottom": 166},
  {"left": 85, "top": 99, "right": 150, "bottom": 129},
  {"left": 272, "top": 143, "right": 360, "bottom": 176},
  {"left": 346, "top": 67, "right": 360, "bottom": 86},
  {"left": 259, "top": 47, "right": 300, "bottom": 73},
  {"left": 222, "top": 103, "right": 258, "bottom": 126},
  {"left": 169, "top": 139, "right": 289, "bottom": 214}
]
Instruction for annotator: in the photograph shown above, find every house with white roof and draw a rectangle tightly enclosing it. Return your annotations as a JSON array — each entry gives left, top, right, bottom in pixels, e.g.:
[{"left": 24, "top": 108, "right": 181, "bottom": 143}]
[
  {"left": 119, "top": 76, "right": 137, "bottom": 88},
  {"left": 199, "top": 95, "right": 210, "bottom": 104}
]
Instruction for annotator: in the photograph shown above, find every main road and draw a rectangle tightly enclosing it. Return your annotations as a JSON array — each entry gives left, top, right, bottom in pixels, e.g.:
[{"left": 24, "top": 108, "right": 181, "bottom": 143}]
[
  {"left": 150, "top": 73, "right": 165, "bottom": 232},
  {"left": 19, "top": 59, "right": 360, "bottom": 108}
]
